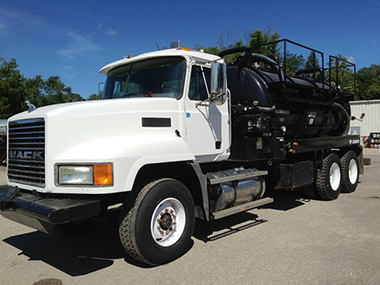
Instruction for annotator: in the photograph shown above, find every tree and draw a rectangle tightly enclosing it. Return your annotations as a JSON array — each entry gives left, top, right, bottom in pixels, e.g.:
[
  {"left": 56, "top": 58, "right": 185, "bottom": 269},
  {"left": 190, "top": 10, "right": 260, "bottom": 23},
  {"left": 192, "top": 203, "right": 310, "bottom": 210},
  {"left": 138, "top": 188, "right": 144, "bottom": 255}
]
[
  {"left": 0, "top": 58, "right": 26, "bottom": 118},
  {"left": 356, "top": 64, "right": 380, "bottom": 100},
  {"left": 249, "top": 28, "right": 280, "bottom": 56},
  {"left": 88, "top": 93, "right": 101, "bottom": 100},
  {"left": 66, "top": 93, "right": 85, "bottom": 102},
  {"left": 44, "top": 76, "right": 73, "bottom": 104},
  {"left": 304, "top": 51, "right": 321, "bottom": 70},
  {"left": 196, "top": 45, "right": 220, "bottom": 56},
  {"left": 25, "top": 75, "right": 84, "bottom": 106},
  {"left": 0, "top": 58, "right": 83, "bottom": 118},
  {"left": 196, "top": 28, "right": 280, "bottom": 64},
  {"left": 25, "top": 75, "right": 50, "bottom": 107},
  {"left": 284, "top": 52, "right": 305, "bottom": 75},
  {"left": 327, "top": 55, "right": 355, "bottom": 94}
]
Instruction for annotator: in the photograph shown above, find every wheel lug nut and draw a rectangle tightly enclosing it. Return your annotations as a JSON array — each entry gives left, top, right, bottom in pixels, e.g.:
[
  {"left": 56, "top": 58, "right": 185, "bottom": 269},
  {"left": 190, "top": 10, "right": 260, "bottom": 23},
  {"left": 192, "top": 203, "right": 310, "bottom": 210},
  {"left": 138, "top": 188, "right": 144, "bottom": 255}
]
[
  {"left": 160, "top": 212, "right": 164, "bottom": 216},
  {"left": 165, "top": 209, "right": 169, "bottom": 213},
  {"left": 170, "top": 209, "right": 174, "bottom": 213}
]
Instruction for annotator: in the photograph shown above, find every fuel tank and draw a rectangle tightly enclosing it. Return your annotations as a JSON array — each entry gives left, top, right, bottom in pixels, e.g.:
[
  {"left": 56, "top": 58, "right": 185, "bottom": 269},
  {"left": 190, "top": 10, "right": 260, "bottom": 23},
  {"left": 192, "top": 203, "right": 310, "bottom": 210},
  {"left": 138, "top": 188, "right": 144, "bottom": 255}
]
[{"left": 207, "top": 167, "right": 266, "bottom": 213}]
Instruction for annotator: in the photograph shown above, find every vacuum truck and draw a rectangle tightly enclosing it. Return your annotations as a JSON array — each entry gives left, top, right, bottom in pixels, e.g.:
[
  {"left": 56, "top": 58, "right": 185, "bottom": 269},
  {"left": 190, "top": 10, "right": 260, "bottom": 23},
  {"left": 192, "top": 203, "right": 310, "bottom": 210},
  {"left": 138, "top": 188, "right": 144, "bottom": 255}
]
[{"left": 0, "top": 39, "right": 362, "bottom": 265}]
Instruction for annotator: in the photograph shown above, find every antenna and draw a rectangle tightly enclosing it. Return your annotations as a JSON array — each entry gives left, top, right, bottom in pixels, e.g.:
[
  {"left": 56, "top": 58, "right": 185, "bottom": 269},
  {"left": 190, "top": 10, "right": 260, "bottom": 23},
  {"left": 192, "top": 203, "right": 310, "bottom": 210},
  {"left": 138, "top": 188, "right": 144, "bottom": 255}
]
[{"left": 156, "top": 43, "right": 160, "bottom": 50}]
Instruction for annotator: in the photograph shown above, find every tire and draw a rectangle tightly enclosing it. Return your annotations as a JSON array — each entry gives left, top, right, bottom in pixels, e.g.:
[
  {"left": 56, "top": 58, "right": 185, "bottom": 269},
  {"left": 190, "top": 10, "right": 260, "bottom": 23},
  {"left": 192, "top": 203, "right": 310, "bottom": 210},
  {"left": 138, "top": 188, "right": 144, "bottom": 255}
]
[
  {"left": 119, "top": 178, "right": 195, "bottom": 265},
  {"left": 340, "top": 150, "right": 359, "bottom": 193},
  {"left": 316, "top": 153, "right": 342, "bottom": 200}
]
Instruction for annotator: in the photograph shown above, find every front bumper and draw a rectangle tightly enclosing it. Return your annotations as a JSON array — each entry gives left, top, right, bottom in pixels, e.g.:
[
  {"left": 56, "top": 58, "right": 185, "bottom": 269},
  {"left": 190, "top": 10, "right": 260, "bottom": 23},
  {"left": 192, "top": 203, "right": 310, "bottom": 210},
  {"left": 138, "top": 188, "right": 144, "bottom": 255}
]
[{"left": 0, "top": 186, "right": 101, "bottom": 233}]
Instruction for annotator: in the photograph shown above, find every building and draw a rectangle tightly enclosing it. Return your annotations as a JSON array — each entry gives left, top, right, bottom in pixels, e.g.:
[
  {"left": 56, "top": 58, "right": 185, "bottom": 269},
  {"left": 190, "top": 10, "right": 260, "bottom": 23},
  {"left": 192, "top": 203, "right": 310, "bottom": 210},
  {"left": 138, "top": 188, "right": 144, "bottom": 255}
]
[{"left": 350, "top": 100, "right": 380, "bottom": 144}]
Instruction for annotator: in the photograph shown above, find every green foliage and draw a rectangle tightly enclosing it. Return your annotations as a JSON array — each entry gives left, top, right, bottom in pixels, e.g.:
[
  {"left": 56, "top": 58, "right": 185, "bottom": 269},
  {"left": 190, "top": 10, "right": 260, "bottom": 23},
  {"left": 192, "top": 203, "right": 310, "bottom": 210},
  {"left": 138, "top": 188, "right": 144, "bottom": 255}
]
[
  {"left": 249, "top": 29, "right": 280, "bottom": 56},
  {"left": 196, "top": 27, "right": 279, "bottom": 64},
  {"left": 0, "top": 58, "right": 84, "bottom": 119},
  {"left": 327, "top": 55, "right": 355, "bottom": 94},
  {"left": 196, "top": 45, "right": 221, "bottom": 56},
  {"left": 356, "top": 64, "right": 380, "bottom": 100},
  {"left": 0, "top": 58, "right": 26, "bottom": 118},
  {"left": 88, "top": 93, "right": 101, "bottom": 100},
  {"left": 195, "top": 41, "right": 243, "bottom": 63},
  {"left": 304, "top": 51, "right": 321, "bottom": 70},
  {"left": 284, "top": 52, "right": 305, "bottom": 75}
]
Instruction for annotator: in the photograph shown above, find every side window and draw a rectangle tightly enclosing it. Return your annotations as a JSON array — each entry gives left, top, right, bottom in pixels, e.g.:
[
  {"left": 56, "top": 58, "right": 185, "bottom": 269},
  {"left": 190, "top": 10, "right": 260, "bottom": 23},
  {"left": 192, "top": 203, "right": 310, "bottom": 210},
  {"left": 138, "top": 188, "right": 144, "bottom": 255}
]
[{"left": 188, "top": 65, "right": 210, "bottom": 101}]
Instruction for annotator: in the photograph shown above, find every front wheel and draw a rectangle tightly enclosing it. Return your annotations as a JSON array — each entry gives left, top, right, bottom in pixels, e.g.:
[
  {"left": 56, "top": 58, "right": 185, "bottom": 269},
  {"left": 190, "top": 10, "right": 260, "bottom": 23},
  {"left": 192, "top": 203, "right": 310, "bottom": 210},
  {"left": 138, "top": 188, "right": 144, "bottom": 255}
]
[
  {"left": 316, "top": 153, "right": 342, "bottom": 200},
  {"left": 119, "top": 178, "right": 195, "bottom": 265}
]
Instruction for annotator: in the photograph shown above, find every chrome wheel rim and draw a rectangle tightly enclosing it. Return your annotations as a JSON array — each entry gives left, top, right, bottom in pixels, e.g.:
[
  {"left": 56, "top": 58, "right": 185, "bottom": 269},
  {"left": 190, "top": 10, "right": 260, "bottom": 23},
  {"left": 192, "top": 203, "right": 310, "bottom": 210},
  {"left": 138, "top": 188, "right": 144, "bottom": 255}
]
[
  {"left": 150, "top": 197, "right": 186, "bottom": 247},
  {"left": 329, "top": 162, "right": 341, "bottom": 191},
  {"left": 348, "top": 159, "right": 358, "bottom": 184}
]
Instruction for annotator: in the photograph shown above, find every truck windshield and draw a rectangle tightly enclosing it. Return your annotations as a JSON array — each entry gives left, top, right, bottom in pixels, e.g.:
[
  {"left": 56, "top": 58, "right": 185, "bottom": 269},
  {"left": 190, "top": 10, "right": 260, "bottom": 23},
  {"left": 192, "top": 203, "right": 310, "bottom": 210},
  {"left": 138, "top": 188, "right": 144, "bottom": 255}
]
[{"left": 102, "top": 57, "right": 185, "bottom": 100}]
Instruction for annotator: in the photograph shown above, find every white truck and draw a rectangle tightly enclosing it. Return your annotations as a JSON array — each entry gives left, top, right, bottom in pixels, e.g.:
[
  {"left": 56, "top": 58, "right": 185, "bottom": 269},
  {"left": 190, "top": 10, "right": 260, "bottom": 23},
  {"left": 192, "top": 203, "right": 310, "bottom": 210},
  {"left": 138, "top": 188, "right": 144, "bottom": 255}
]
[{"left": 0, "top": 40, "right": 362, "bottom": 265}]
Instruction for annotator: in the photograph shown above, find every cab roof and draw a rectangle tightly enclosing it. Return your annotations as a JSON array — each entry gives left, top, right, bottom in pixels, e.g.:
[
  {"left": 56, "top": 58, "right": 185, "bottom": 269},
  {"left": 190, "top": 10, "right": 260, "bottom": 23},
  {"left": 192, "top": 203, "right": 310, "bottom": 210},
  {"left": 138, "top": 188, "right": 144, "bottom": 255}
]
[{"left": 99, "top": 48, "right": 222, "bottom": 75}]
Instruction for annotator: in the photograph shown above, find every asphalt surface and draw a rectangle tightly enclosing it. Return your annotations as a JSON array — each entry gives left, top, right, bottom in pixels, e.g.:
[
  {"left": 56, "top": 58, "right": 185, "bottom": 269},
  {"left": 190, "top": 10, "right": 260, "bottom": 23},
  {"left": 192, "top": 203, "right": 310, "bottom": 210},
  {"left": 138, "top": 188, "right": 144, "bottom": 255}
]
[{"left": 0, "top": 149, "right": 379, "bottom": 285}]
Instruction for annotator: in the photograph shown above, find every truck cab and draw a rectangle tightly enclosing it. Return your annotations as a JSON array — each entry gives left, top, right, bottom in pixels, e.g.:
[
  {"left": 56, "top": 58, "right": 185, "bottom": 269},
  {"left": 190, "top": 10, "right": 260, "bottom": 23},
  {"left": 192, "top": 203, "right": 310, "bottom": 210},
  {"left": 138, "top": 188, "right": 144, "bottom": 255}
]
[{"left": 100, "top": 48, "right": 231, "bottom": 163}]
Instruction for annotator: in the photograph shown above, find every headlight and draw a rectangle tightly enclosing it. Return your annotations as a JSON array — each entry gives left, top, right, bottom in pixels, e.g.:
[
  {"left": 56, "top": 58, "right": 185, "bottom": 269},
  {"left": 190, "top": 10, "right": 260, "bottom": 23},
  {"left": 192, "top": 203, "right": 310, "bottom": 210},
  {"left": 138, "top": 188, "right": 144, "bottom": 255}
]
[
  {"left": 57, "top": 164, "right": 113, "bottom": 186},
  {"left": 58, "top": 166, "right": 93, "bottom": 185}
]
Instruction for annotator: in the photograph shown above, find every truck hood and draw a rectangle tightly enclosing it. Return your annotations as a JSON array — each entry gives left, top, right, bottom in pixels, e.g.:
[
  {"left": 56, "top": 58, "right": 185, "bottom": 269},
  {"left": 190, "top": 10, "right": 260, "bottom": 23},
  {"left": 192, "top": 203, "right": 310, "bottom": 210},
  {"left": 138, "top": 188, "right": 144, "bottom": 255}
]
[
  {"left": 9, "top": 98, "right": 187, "bottom": 160},
  {"left": 8, "top": 98, "right": 195, "bottom": 193}
]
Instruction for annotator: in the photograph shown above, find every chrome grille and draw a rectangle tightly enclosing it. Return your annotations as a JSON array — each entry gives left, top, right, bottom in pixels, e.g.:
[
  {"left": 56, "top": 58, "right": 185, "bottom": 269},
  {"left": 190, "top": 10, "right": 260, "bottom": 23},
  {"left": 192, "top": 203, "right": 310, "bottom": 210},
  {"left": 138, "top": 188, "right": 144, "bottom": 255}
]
[{"left": 8, "top": 118, "right": 45, "bottom": 187}]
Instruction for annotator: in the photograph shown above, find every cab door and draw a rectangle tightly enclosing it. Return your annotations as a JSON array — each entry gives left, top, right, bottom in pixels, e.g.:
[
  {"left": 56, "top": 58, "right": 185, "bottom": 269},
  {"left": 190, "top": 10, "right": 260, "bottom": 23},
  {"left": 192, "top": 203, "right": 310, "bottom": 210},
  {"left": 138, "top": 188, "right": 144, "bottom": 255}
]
[{"left": 184, "top": 64, "right": 230, "bottom": 162}]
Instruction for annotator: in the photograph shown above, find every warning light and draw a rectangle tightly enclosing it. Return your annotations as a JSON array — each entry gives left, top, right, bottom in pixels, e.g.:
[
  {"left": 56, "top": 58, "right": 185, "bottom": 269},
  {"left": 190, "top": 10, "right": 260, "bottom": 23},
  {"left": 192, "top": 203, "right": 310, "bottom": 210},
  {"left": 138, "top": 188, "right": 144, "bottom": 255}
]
[{"left": 94, "top": 164, "right": 113, "bottom": 186}]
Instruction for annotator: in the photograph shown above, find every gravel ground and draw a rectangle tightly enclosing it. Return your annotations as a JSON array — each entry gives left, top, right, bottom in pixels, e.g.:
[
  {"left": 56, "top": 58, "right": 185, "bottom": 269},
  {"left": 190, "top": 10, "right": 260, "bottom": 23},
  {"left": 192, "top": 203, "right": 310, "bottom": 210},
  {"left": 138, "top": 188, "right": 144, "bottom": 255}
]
[{"left": 0, "top": 148, "right": 379, "bottom": 285}]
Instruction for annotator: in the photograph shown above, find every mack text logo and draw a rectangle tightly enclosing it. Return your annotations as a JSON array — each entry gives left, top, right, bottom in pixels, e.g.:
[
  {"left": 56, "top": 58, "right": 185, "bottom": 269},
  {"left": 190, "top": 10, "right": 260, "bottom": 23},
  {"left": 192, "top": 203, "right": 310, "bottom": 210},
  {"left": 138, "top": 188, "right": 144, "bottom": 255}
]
[{"left": 9, "top": 151, "right": 44, "bottom": 160}]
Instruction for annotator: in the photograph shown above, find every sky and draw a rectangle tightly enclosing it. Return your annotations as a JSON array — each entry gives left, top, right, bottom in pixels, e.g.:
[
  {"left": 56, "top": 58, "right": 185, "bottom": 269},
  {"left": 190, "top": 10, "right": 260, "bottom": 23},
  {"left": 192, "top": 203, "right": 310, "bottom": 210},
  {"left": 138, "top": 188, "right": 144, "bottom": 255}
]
[{"left": 1, "top": 0, "right": 380, "bottom": 99}]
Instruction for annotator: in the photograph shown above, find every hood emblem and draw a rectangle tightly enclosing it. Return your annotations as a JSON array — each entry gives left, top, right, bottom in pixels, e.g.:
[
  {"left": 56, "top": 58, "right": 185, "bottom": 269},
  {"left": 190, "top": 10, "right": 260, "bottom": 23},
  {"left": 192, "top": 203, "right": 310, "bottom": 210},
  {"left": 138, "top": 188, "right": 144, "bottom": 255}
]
[{"left": 25, "top": 100, "right": 36, "bottom": 112}]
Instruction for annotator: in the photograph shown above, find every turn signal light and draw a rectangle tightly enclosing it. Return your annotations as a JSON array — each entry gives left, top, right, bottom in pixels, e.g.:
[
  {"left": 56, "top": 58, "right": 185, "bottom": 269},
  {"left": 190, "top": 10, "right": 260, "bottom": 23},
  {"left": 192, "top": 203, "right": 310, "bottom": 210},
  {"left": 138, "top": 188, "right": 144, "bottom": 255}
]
[{"left": 94, "top": 164, "right": 113, "bottom": 186}]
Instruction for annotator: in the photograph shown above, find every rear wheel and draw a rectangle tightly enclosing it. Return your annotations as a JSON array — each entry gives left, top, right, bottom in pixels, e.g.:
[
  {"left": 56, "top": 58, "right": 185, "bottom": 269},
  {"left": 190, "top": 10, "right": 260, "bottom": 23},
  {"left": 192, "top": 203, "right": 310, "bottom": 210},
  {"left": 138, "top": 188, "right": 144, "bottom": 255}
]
[
  {"left": 316, "top": 153, "right": 342, "bottom": 200},
  {"left": 340, "top": 150, "right": 359, "bottom": 193},
  {"left": 119, "top": 178, "right": 195, "bottom": 265}
]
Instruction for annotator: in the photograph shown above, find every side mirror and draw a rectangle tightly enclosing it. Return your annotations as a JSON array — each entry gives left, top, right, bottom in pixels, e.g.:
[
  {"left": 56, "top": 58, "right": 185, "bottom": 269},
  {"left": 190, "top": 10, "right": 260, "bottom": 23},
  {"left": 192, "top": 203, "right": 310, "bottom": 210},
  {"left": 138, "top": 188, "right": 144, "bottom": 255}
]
[
  {"left": 98, "top": 82, "right": 105, "bottom": 97},
  {"left": 210, "top": 62, "right": 227, "bottom": 104}
]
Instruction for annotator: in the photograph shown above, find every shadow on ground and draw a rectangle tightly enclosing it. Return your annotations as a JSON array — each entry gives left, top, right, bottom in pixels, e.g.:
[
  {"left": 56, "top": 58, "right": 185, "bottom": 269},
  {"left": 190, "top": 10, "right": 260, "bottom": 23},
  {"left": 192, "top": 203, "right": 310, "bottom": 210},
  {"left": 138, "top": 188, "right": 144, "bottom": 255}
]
[
  {"left": 3, "top": 222, "right": 127, "bottom": 276},
  {"left": 2, "top": 187, "right": 312, "bottom": 275},
  {"left": 193, "top": 188, "right": 311, "bottom": 243}
]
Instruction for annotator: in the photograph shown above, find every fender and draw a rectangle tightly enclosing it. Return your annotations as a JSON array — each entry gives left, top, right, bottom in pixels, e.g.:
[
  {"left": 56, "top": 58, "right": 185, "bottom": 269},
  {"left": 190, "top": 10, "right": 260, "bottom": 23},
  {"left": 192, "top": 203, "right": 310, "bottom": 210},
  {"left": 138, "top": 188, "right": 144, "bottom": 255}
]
[{"left": 51, "top": 134, "right": 195, "bottom": 194}]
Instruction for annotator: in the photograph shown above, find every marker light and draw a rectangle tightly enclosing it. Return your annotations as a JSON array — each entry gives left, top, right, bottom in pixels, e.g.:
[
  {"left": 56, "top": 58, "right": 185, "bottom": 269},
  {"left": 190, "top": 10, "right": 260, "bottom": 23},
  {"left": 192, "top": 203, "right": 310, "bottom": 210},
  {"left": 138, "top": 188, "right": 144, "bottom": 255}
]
[{"left": 94, "top": 164, "right": 113, "bottom": 186}]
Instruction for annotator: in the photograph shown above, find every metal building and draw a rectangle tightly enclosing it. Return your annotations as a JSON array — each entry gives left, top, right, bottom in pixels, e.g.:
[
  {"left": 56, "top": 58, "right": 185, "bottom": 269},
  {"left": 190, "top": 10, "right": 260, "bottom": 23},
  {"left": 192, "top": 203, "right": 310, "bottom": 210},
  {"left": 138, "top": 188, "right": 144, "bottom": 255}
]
[{"left": 349, "top": 99, "right": 380, "bottom": 139}]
